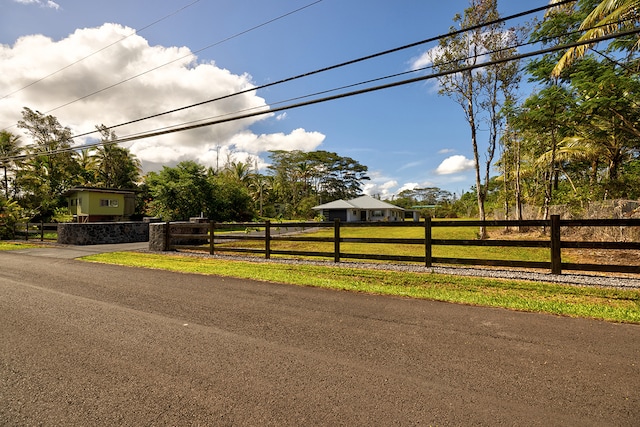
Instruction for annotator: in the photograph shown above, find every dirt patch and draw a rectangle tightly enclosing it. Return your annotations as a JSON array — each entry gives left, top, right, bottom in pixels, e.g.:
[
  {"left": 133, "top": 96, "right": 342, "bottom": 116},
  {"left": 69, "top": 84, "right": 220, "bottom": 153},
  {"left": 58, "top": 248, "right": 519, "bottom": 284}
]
[{"left": 491, "top": 227, "right": 640, "bottom": 280}]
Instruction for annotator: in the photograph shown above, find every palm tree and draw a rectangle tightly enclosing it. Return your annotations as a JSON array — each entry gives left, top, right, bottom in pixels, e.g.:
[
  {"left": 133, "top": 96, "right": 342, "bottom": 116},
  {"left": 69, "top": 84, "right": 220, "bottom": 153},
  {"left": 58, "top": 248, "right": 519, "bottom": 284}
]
[
  {"left": 226, "top": 161, "right": 253, "bottom": 185},
  {"left": 551, "top": 0, "right": 640, "bottom": 76},
  {"left": 76, "top": 148, "right": 98, "bottom": 185},
  {"left": 0, "top": 131, "right": 21, "bottom": 199},
  {"left": 94, "top": 144, "right": 141, "bottom": 189},
  {"left": 248, "top": 174, "right": 272, "bottom": 217}
]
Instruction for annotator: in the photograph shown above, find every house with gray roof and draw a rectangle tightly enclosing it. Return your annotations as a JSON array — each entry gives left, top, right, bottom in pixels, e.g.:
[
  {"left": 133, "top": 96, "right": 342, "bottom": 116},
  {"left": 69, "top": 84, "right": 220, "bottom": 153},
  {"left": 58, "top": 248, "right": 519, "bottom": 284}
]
[{"left": 312, "top": 195, "right": 404, "bottom": 222}]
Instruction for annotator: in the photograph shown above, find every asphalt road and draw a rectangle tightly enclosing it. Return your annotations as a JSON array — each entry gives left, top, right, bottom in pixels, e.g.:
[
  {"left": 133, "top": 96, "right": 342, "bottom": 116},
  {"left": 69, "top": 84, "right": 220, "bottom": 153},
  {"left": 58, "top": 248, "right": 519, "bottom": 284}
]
[{"left": 1, "top": 249, "right": 639, "bottom": 426}]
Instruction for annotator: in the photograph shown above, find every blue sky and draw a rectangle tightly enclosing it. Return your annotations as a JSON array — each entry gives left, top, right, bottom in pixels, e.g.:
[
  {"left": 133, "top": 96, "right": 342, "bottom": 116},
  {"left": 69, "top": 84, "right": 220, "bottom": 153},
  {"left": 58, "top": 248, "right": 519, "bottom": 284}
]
[{"left": 0, "top": 0, "right": 549, "bottom": 198}]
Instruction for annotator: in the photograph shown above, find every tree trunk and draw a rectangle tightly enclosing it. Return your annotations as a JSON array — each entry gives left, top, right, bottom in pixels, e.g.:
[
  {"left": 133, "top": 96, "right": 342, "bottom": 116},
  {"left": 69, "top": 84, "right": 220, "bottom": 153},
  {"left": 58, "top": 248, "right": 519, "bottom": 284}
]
[
  {"left": 471, "top": 112, "right": 487, "bottom": 239},
  {"left": 514, "top": 136, "right": 523, "bottom": 226},
  {"left": 543, "top": 128, "right": 557, "bottom": 222},
  {"left": 503, "top": 154, "right": 510, "bottom": 231},
  {"left": 2, "top": 165, "right": 8, "bottom": 199}
]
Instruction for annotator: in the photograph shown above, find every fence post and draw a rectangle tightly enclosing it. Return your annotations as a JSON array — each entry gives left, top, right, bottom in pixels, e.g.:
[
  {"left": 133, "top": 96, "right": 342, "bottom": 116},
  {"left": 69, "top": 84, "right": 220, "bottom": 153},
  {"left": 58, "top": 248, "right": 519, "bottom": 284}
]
[
  {"left": 40, "top": 221, "right": 44, "bottom": 241},
  {"left": 550, "top": 215, "right": 562, "bottom": 274},
  {"left": 334, "top": 218, "right": 341, "bottom": 263},
  {"left": 265, "top": 220, "right": 271, "bottom": 259},
  {"left": 209, "top": 221, "right": 215, "bottom": 255},
  {"left": 425, "top": 217, "right": 432, "bottom": 267},
  {"left": 164, "top": 221, "right": 171, "bottom": 251},
  {"left": 25, "top": 222, "right": 29, "bottom": 241}
]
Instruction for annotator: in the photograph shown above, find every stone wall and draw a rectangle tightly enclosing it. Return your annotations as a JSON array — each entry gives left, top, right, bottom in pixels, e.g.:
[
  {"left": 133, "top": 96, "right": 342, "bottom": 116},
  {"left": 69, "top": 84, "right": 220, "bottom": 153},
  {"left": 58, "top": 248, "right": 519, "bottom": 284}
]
[
  {"left": 57, "top": 222, "right": 149, "bottom": 245},
  {"left": 148, "top": 221, "right": 210, "bottom": 251},
  {"left": 149, "top": 222, "right": 168, "bottom": 251}
]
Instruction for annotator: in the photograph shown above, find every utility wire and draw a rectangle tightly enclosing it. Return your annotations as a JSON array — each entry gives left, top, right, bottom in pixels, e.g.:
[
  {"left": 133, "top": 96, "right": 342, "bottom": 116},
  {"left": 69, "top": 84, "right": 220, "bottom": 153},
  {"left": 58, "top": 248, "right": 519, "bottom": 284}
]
[
  {"left": 2, "top": 0, "right": 610, "bottom": 156},
  {"left": 0, "top": 0, "right": 202, "bottom": 101},
  {"left": 106, "top": 27, "right": 640, "bottom": 144},
  {"left": 5, "top": 25, "right": 637, "bottom": 162},
  {"left": 0, "top": 0, "right": 323, "bottom": 134},
  {"left": 2, "top": 0, "right": 601, "bottom": 156},
  {"left": 68, "top": 0, "right": 577, "bottom": 141},
  {"left": 38, "top": 0, "right": 324, "bottom": 117}
]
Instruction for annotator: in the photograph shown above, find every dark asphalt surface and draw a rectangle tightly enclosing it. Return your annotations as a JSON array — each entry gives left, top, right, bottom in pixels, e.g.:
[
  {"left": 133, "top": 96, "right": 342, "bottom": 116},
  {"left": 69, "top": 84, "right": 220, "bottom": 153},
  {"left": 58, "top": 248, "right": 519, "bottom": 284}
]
[{"left": 1, "top": 247, "right": 639, "bottom": 426}]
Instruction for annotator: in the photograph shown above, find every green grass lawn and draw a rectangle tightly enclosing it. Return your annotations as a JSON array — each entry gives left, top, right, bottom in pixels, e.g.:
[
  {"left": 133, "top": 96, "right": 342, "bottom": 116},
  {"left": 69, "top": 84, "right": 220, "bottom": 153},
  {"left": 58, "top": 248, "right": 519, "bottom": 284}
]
[
  {"left": 215, "top": 224, "right": 557, "bottom": 263},
  {"left": 0, "top": 242, "right": 40, "bottom": 250},
  {"left": 82, "top": 251, "right": 640, "bottom": 324}
]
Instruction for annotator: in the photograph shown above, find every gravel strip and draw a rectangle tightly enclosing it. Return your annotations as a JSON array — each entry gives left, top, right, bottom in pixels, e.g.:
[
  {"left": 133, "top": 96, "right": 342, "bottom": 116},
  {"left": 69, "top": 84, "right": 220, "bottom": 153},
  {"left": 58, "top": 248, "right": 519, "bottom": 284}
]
[{"left": 150, "top": 250, "right": 640, "bottom": 290}]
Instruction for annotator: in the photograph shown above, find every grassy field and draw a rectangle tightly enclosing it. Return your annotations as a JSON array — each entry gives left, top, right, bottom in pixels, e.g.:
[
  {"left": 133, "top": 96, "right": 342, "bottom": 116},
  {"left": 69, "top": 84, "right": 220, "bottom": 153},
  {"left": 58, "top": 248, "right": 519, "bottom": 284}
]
[
  {"left": 82, "top": 251, "right": 640, "bottom": 324},
  {"left": 0, "top": 242, "right": 40, "bottom": 250},
  {"left": 216, "top": 223, "right": 559, "bottom": 263}
]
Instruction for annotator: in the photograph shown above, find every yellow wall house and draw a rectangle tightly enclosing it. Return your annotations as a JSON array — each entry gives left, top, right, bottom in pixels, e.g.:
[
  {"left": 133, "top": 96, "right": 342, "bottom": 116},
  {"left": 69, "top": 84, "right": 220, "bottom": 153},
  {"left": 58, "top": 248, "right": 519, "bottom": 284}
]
[{"left": 64, "top": 187, "right": 136, "bottom": 222}]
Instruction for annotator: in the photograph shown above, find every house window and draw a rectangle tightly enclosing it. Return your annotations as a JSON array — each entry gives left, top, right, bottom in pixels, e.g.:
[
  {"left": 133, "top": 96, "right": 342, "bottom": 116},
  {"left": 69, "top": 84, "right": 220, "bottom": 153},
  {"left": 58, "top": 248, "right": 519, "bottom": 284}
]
[
  {"left": 372, "top": 210, "right": 383, "bottom": 217},
  {"left": 100, "top": 199, "right": 119, "bottom": 208}
]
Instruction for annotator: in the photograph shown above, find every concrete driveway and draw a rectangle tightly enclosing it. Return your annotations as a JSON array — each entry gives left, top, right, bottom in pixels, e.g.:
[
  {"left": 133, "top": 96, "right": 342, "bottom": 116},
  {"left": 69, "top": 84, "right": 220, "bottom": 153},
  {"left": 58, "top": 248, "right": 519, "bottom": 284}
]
[{"left": 10, "top": 241, "right": 149, "bottom": 259}]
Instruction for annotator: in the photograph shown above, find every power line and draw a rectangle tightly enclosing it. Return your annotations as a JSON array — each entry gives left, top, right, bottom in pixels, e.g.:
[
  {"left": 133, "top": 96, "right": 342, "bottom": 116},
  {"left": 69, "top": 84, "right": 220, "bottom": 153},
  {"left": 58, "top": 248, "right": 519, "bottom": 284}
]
[
  {"left": 0, "top": 0, "right": 598, "bottom": 157},
  {"left": 6, "top": 25, "right": 637, "bottom": 163},
  {"left": 20, "top": 0, "right": 325, "bottom": 118},
  {"left": 5, "top": 0, "right": 611, "bottom": 160},
  {"left": 108, "top": 27, "right": 640, "bottom": 143},
  {"left": 68, "top": 0, "right": 577, "bottom": 141},
  {"left": 0, "top": 0, "right": 202, "bottom": 101}
]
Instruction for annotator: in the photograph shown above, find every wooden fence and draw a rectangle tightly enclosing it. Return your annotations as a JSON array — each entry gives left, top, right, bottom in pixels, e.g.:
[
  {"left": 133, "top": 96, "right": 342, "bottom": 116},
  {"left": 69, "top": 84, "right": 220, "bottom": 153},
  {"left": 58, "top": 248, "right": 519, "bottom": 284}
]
[
  {"left": 165, "top": 215, "right": 640, "bottom": 275},
  {"left": 12, "top": 222, "right": 58, "bottom": 241}
]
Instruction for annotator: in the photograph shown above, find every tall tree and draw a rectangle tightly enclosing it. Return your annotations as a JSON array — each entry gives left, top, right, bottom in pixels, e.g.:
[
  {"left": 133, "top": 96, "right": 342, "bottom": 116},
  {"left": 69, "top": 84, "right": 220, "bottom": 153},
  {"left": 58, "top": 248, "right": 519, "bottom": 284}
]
[
  {"left": 248, "top": 174, "right": 272, "bottom": 217},
  {"left": 551, "top": 0, "right": 640, "bottom": 76},
  {"left": 224, "top": 160, "right": 254, "bottom": 185},
  {"left": 144, "top": 161, "right": 254, "bottom": 221},
  {"left": 94, "top": 125, "right": 141, "bottom": 189},
  {"left": 516, "top": 86, "right": 575, "bottom": 218},
  {"left": 267, "top": 150, "right": 370, "bottom": 218},
  {"left": 145, "top": 161, "right": 212, "bottom": 220},
  {"left": 430, "top": 0, "right": 522, "bottom": 237},
  {"left": 540, "top": 57, "right": 640, "bottom": 198},
  {"left": 16, "top": 107, "right": 79, "bottom": 219},
  {"left": 0, "top": 130, "right": 21, "bottom": 199},
  {"left": 75, "top": 148, "right": 98, "bottom": 185},
  {"left": 316, "top": 151, "right": 370, "bottom": 202}
]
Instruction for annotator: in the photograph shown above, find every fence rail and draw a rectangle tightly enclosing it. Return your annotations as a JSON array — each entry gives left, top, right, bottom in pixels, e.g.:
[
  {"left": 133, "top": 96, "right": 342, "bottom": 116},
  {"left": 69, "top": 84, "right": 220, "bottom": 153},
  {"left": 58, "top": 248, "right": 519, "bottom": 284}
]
[
  {"left": 164, "top": 215, "right": 640, "bottom": 275},
  {"left": 11, "top": 222, "right": 58, "bottom": 241}
]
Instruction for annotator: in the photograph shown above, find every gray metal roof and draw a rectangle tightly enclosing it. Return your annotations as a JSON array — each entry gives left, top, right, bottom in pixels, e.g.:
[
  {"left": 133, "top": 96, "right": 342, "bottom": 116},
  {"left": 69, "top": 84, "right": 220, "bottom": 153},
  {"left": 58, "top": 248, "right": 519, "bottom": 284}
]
[
  {"left": 311, "top": 199, "right": 357, "bottom": 210},
  {"left": 312, "top": 195, "right": 403, "bottom": 211}
]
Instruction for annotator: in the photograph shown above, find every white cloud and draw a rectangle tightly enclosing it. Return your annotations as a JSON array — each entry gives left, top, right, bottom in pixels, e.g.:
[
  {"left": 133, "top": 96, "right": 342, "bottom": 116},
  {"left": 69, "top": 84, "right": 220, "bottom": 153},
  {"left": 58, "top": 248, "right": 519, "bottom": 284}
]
[
  {"left": 398, "top": 160, "right": 422, "bottom": 171},
  {"left": 363, "top": 181, "right": 394, "bottom": 199},
  {"left": 409, "top": 49, "right": 434, "bottom": 71},
  {"left": 438, "top": 148, "right": 455, "bottom": 155},
  {"left": 361, "top": 170, "right": 397, "bottom": 199},
  {"left": 364, "top": 179, "right": 442, "bottom": 200},
  {"left": 435, "top": 155, "right": 475, "bottom": 175},
  {"left": 0, "top": 23, "right": 325, "bottom": 172},
  {"left": 229, "top": 128, "right": 324, "bottom": 154},
  {"left": 14, "top": 0, "right": 60, "bottom": 9},
  {"left": 397, "top": 182, "right": 419, "bottom": 193}
]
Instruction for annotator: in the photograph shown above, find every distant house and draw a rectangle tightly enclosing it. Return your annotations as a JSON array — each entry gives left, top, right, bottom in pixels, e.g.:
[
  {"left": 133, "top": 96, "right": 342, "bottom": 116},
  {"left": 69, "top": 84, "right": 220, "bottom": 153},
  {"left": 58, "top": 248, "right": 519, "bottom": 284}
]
[
  {"left": 312, "top": 195, "right": 404, "bottom": 222},
  {"left": 64, "top": 187, "right": 136, "bottom": 222}
]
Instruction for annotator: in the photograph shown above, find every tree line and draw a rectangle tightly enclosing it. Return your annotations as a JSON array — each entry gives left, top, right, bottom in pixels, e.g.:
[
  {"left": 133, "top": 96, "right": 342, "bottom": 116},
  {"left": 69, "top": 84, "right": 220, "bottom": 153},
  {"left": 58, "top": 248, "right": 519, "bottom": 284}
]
[
  {"left": 0, "top": 107, "right": 371, "bottom": 225},
  {"left": 429, "top": 0, "right": 640, "bottom": 235}
]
